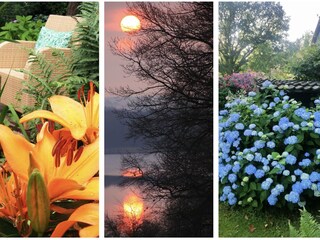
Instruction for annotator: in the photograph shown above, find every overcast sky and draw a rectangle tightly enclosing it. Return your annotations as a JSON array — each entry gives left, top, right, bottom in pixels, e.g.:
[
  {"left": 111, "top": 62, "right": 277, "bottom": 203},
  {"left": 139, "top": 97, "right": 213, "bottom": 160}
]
[{"left": 281, "top": 1, "right": 320, "bottom": 41}]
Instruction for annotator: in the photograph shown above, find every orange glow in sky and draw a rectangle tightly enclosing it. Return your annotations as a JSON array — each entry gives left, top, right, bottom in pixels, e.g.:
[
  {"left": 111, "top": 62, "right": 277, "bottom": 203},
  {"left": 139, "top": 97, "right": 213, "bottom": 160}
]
[
  {"left": 120, "top": 15, "right": 141, "bottom": 32},
  {"left": 122, "top": 168, "right": 143, "bottom": 178},
  {"left": 123, "top": 195, "right": 144, "bottom": 222}
]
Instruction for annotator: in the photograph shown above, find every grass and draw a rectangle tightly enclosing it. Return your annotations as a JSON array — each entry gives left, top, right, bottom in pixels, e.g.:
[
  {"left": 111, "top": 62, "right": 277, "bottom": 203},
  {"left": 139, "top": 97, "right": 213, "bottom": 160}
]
[{"left": 219, "top": 203, "right": 301, "bottom": 237}]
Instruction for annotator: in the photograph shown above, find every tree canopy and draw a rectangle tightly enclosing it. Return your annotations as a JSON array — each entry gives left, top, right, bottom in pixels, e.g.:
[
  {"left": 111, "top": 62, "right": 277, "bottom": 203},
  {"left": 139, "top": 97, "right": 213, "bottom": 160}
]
[{"left": 219, "top": 2, "right": 289, "bottom": 75}]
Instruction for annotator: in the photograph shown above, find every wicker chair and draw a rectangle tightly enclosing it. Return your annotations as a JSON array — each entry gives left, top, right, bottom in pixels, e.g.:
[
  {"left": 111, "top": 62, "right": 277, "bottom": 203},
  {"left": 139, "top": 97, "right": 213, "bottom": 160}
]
[{"left": 0, "top": 15, "right": 79, "bottom": 112}]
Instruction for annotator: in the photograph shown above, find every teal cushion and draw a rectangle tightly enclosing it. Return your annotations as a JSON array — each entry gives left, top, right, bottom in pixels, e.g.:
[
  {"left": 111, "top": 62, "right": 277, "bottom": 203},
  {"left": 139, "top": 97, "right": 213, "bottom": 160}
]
[{"left": 34, "top": 27, "right": 72, "bottom": 52}]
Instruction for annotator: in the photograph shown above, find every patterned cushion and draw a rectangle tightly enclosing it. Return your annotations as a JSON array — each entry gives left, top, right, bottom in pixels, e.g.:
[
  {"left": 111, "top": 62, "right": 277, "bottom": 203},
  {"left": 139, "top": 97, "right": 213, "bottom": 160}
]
[{"left": 34, "top": 27, "right": 72, "bottom": 52}]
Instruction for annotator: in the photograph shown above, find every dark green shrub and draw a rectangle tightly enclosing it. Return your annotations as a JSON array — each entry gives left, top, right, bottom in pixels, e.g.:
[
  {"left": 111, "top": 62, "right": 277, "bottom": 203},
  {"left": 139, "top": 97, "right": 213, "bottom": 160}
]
[
  {"left": 291, "top": 45, "right": 320, "bottom": 80},
  {"left": 0, "top": 15, "right": 44, "bottom": 41},
  {"left": 0, "top": 2, "right": 69, "bottom": 27}
]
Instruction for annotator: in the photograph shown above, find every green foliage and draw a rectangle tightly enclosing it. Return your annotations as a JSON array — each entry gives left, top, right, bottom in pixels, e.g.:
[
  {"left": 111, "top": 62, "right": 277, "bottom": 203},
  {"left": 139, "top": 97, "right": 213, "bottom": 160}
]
[
  {"left": 0, "top": 2, "right": 68, "bottom": 27},
  {"left": 18, "top": 48, "right": 72, "bottom": 141},
  {"left": 219, "top": 2, "right": 289, "bottom": 75},
  {"left": 290, "top": 44, "right": 320, "bottom": 80},
  {"left": 289, "top": 208, "right": 320, "bottom": 237},
  {"left": 0, "top": 15, "right": 44, "bottom": 41},
  {"left": 20, "top": 49, "right": 72, "bottom": 111},
  {"left": 71, "top": 2, "right": 99, "bottom": 88}
]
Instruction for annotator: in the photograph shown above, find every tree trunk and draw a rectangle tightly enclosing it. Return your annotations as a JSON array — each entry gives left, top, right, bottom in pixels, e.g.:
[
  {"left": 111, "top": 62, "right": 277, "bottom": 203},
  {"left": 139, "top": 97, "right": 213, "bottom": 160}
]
[{"left": 66, "top": 2, "right": 80, "bottom": 16}]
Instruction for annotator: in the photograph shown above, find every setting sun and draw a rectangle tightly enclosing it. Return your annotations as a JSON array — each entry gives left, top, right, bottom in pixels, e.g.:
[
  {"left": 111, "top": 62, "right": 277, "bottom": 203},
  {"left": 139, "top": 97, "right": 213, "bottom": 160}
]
[
  {"left": 123, "top": 195, "right": 144, "bottom": 221},
  {"left": 120, "top": 15, "right": 141, "bottom": 32}
]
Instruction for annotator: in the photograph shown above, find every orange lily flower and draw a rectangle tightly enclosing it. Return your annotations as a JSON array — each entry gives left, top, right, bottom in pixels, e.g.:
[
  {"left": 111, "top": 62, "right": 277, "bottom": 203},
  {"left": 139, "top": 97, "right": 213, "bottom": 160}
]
[
  {"left": 20, "top": 82, "right": 99, "bottom": 145},
  {"left": 51, "top": 203, "right": 99, "bottom": 238},
  {"left": 0, "top": 122, "right": 99, "bottom": 203},
  {"left": 0, "top": 169, "right": 31, "bottom": 236}
]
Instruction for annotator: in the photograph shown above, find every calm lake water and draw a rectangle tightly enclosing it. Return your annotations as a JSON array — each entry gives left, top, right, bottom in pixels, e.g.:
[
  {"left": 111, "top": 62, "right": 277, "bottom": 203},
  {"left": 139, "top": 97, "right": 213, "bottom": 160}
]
[{"left": 105, "top": 154, "right": 157, "bottom": 220}]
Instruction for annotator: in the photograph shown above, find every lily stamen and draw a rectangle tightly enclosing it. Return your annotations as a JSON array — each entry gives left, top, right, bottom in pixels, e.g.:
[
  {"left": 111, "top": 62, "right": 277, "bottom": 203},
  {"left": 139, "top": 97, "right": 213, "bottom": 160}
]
[{"left": 52, "top": 134, "right": 84, "bottom": 167}]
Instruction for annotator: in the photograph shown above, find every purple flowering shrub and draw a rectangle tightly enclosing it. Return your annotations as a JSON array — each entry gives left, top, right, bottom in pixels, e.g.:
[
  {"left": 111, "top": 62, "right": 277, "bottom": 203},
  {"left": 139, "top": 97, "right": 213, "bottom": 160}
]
[
  {"left": 219, "top": 80, "right": 320, "bottom": 209},
  {"left": 219, "top": 72, "right": 264, "bottom": 109}
]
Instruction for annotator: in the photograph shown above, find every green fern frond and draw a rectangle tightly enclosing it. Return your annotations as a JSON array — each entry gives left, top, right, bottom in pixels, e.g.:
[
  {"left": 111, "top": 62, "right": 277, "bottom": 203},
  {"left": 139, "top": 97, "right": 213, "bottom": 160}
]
[
  {"left": 71, "top": 2, "right": 99, "bottom": 87},
  {"left": 289, "top": 208, "right": 320, "bottom": 237}
]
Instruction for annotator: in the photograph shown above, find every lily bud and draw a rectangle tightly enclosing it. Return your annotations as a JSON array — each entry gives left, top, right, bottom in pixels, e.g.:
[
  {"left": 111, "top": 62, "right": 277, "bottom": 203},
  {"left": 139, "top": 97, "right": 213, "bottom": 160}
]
[{"left": 27, "top": 169, "right": 50, "bottom": 236}]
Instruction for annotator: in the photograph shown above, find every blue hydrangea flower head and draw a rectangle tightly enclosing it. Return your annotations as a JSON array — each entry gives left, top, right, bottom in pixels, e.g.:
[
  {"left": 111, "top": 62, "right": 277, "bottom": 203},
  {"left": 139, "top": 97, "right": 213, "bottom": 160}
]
[
  {"left": 254, "top": 140, "right": 265, "bottom": 149},
  {"left": 261, "top": 178, "right": 273, "bottom": 190},
  {"left": 223, "top": 186, "right": 232, "bottom": 194},
  {"left": 286, "top": 154, "right": 297, "bottom": 165},
  {"left": 294, "top": 169, "right": 303, "bottom": 176},
  {"left": 301, "top": 179, "right": 312, "bottom": 189},
  {"left": 253, "top": 108, "right": 263, "bottom": 115},
  {"left": 287, "top": 191, "right": 300, "bottom": 203},
  {"left": 310, "top": 172, "right": 320, "bottom": 182},
  {"left": 267, "top": 141, "right": 276, "bottom": 149},
  {"left": 299, "top": 159, "right": 311, "bottom": 167},
  {"left": 228, "top": 173, "right": 237, "bottom": 183},
  {"left": 248, "top": 91, "right": 256, "bottom": 97},
  {"left": 254, "top": 169, "right": 265, "bottom": 179},
  {"left": 283, "top": 170, "right": 290, "bottom": 176},
  {"left": 283, "top": 104, "right": 290, "bottom": 110},
  {"left": 267, "top": 194, "right": 278, "bottom": 205},
  {"left": 244, "top": 129, "right": 252, "bottom": 136},
  {"left": 284, "top": 136, "right": 298, "bottom": 145},
  {"left": 219, "top": 110, "right": 228, "bottom": 116},
  {"left": 235, "top": 123, "right": 245, "bottom": 130},
  {"left": 245, "top": 164, "right": 257, "bottom": 175},
  {"left": 246, "top": 153, "right": 254, "bottom": 161},
  {"left": 229, "top": 113, "right": 240, "bottom": 122},
  {"left": 292, "top": 181, "right": 303, "bottom": 194},
  {"left": 262, "top": 80, "right": 272, "bottom": 88},
  {"left": 228, "top": 197, "right": 237, "bottom": 205},
  {"left": 273, "top": 111, "right": 280, "bottom": 118}
]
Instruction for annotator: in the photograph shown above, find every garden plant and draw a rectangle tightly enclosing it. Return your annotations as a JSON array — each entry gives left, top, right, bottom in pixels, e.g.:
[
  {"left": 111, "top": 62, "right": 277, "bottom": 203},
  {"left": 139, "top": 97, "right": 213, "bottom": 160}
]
[
  {"left": 219, "top": 72, "right": 264, "bottom": 109},
  {"left": 0, "top": 82, "right": 99, "bottom": 237},
  {"left": 219, "top": 80, "right": 320, "bottom": 210}
]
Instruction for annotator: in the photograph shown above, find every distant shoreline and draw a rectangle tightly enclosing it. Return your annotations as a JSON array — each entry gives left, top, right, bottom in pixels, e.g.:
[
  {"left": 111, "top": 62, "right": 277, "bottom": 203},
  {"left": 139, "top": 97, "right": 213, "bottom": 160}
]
[{"left": 105, "top": 148, "right": 146, "bottom": 155}]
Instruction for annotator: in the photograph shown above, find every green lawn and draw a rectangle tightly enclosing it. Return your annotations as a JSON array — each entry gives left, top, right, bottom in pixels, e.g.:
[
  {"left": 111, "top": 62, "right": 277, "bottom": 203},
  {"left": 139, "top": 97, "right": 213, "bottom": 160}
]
[{"left": 219, "top": 203, "right": 301, "bottom": 237}]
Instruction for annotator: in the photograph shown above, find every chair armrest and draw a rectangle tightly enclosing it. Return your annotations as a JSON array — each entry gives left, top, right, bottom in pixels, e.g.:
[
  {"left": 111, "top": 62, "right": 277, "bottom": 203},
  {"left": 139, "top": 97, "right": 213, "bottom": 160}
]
[{"left": 0, "top": 40, "right": 36, "bottom": 68}]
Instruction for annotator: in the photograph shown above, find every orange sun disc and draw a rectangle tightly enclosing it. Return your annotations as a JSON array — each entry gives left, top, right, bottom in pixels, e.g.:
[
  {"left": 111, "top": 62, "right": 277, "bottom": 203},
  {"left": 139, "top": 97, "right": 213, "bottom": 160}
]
[{"left": 120, "top": 15, "right": 141, "bottom": 32}]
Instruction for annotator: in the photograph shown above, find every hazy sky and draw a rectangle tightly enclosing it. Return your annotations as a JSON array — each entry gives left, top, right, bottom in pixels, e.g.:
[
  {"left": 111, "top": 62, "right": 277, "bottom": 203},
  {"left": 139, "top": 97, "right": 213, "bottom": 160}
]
[
  {"left": 105, "top": 2, "right": 141, "bottom": 98},
  {"left": 281, "top": 1, "right": 320, "bottom": 41}
]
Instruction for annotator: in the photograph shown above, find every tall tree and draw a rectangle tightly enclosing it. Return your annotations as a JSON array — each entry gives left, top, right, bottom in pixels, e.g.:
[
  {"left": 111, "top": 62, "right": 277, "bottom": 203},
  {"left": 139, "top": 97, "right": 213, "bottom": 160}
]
[
  {"left": 110, "top": 2, "right": 213, "bottom": 237},
  {"left": 219, "top": 2, "right": 289, "bottom": 75}
]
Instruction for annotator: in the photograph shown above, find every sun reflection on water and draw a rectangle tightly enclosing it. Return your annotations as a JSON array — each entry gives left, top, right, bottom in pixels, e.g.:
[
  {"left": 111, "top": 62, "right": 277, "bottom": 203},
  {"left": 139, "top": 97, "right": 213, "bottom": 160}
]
[{"left": 123, "top": 194, "right": 144, "bottom": 223}]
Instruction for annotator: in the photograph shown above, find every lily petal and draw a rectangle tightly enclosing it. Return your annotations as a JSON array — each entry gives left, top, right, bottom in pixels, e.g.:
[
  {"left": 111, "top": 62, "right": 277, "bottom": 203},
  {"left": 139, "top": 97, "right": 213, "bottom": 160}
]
[
  {"left": 32, "top": 122, "right": 58, "bottom": 184},
  {"left": 49, "top": 95, "right": 87, "bottom": 139},
  {"left": 51, "top": 203, "right": 99, "bottom": 237},
  {"left": 48, "top": 179, "right": 84, "bottom": 201},
  {"left": 57, "top": 137, "right": 99, "bottom": 184},
  {"left": 0, "top": 125, "right": 33, "bottom": 181},
  {"left": 50, "top": 221, "right": 75, "bottom": 238},
  {"left": 20, "top": 108, "right": 86, "bottom": 140},
  {"left": 57, "top": 177, "right": 99, "bottom": 201},
  {"left": 79, "top": 225, "right": 99, "bottom": 238}
]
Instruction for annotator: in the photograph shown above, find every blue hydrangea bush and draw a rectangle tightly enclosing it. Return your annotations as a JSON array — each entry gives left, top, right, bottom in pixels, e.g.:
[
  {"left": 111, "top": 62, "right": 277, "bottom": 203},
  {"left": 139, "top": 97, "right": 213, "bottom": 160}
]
[{"left": 219, "top": 80, "right": 320, "bottom": 209}]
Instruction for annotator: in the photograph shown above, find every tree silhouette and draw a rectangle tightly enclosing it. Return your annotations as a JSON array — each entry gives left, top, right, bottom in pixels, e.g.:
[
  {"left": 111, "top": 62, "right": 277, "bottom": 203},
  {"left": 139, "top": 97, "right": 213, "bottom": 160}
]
[{"left": 109, "top": 2, "right": 213, "bottom": 237}]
